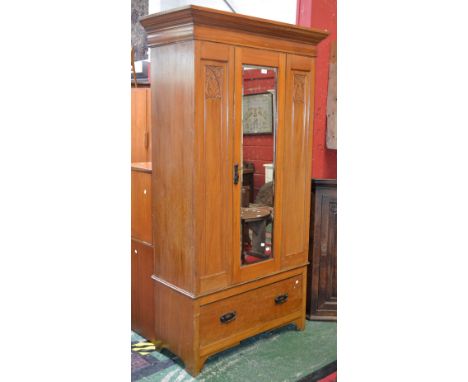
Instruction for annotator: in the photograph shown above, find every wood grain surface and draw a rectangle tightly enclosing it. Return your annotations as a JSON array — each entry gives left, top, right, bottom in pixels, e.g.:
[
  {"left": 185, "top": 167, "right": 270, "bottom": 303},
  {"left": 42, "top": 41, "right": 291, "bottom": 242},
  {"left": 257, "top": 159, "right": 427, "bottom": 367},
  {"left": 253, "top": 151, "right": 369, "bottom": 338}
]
[{"left": 141, "top": 6, "right": 327, "bottom": 375}]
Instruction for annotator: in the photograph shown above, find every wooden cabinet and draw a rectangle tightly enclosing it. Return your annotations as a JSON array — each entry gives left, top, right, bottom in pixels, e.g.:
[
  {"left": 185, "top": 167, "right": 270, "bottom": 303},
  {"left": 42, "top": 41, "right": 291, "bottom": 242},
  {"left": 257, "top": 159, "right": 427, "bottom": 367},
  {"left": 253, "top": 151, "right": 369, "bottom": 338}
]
[
  {"left": 131, "top": 239, "right": 155, "bottom": 340},
  {"left": 306, "top": 179, "right": 337, "bottom": 320},
  {"left": 131, "top": 162, "right": 155, "bottom": 341},
  {"left": 131, "top": 87, "right": 152, "bottom": 163},
  {"left": 131, "top": 165, "right": 152, "bottom": 244},
  {"left": 141, "top": 5, "right": 327, "bottom": 375}
]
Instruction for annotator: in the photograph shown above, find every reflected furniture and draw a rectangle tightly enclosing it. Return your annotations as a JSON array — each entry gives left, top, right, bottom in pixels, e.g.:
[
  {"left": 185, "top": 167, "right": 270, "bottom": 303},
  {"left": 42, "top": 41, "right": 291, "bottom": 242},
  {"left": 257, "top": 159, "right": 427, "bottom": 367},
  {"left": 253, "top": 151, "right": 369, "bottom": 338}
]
[
  {"left": 131, "top": 162, "right": 155, "bottom": 341},
  {"left": 141, "top": 5, "right": 327, "bottom": 375},
  {"left": 241, "top": 205, "right": 272, "bottom": 264},
  {"left": 242, "top": 163, "right": 254, "bottom": 203},
  {"left": 306, "top": 179, "right": 337, "bottom": 320}
]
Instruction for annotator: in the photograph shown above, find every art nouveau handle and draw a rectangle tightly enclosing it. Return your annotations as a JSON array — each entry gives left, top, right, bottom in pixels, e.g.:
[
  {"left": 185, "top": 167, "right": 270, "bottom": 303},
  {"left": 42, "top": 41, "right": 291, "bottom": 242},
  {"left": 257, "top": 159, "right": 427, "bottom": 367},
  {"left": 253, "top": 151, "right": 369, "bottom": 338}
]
[
  {"left": 220, "top": 311, "right": 237, "bottom": 324},
  {"left": 233, "top": 163, "right": 239, "bottom": 185},
  {"left": 274, "top": 294, "right": 288, "bottom": 305}
]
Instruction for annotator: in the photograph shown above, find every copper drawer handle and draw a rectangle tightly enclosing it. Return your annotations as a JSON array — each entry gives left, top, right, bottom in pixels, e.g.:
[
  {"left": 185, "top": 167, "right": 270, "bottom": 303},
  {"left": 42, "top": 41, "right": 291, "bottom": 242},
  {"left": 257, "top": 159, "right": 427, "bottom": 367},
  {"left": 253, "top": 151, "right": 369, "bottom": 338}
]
[
  {"left": 275, "top": 294, "right": 288, "bottom": 304},
  {"left": 220, "top": 311, "right": 237, "bottom": 324}
]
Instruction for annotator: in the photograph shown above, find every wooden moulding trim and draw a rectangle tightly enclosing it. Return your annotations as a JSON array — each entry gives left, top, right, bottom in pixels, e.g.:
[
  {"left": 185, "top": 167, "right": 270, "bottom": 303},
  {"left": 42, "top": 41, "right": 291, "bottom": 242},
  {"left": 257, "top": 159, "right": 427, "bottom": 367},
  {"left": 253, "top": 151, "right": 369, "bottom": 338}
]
[
  {"left": 140, "top": 5, "right": 328, "bottom": 47},
  {"left": 145, "top": 23, "right": 195, "bottom": 48},
  {"left": 199, "top": 311, "right": 302, "bottom": 357},
  {"left": 152, "top": 275, "right": 196, "bottom": 298},
  {"left": 145, "top": 24, "right": 318, "bottom": 57},
  {"left": 199, "top": 268, "right": 304, "bottom": 305},
  {"left": 131, "top": 162, "right": 152, "bottom": 173},
  {"left": 195, "top": 25, "right": 317, "bottom": 57},
  {"left": 151, "top": 263, "right": 308, "bottom": 302},
  {"left": 131, "top": 237, "right": 153, "bottom": 248}
]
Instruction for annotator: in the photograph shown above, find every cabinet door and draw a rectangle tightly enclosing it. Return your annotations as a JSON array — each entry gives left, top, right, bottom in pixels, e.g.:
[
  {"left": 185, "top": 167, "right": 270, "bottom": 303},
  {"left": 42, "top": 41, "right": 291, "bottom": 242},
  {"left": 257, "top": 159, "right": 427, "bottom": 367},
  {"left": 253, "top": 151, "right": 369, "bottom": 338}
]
[
  {"left": 195, "top": 41, "right": 234, "bottom": 293},
  {"left": 131, "top": 88, "right": 151, "bottom": 163},
  {"left": 137, "top": 241, "right": 155, "bottom": 341},
  {"left": 131, "top": 241, "right": 139, "bottom": 332},
  {"left": 308, "top": 186, "right": 337, "bottom": 319},
  {"left": 232, "top": 47, "right": 285, "bottom": 283},
  {"left": 131, "top": 239, "right": 155, "bottom": 341},
  {"left": 131, "top": 170, "right": 152, "bottom": 244},
  {"left": 279, "top": 54, "right": 315, "bottom": 269}
]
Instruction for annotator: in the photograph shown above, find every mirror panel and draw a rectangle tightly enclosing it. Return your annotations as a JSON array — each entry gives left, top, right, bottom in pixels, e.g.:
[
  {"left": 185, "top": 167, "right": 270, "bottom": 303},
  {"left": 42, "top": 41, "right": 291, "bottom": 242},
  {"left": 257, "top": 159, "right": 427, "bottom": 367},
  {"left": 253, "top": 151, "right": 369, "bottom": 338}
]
[{"left": 240, "top": 65, "right": 277, "bottom": 266}]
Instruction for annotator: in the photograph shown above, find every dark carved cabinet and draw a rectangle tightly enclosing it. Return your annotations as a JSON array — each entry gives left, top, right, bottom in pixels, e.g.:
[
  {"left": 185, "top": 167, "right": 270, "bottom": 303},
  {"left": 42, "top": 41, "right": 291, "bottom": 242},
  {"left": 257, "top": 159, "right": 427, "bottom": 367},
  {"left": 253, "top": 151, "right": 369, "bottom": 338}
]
[{"left": 306, "top": 179, "right": 337, "bottom": 320}]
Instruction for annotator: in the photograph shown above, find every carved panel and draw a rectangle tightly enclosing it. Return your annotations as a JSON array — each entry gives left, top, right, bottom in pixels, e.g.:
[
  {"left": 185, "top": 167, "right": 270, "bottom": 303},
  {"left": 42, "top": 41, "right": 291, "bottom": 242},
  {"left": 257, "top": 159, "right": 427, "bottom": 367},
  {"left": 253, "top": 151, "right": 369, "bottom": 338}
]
[
  {"left": 198, "top": 52, "right": 232, "bottom": 293},
  {"left": 293, "top": 74, "right": 306, "bottom": 103},
  {"left": 282, "top": 68, "right": 310, "bottom": 267},
  {"left": 205, "top": 65, "right": 223, "bottom": 99}
]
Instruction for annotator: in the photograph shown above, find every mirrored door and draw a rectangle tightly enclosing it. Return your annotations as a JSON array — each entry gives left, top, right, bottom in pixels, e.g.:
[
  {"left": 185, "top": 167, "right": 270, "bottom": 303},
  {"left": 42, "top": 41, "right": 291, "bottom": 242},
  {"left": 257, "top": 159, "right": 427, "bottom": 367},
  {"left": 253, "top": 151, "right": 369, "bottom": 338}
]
[{"left": 240, "top": 65, "right": 277, "bottom": 266}]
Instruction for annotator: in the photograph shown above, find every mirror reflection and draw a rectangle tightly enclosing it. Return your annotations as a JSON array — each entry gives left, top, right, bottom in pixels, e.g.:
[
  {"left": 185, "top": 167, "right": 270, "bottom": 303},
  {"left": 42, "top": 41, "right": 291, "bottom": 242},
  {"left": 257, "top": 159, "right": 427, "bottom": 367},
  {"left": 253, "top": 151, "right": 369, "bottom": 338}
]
[{"left": 241, "top": 65, "right": 277, "bottom": 266}]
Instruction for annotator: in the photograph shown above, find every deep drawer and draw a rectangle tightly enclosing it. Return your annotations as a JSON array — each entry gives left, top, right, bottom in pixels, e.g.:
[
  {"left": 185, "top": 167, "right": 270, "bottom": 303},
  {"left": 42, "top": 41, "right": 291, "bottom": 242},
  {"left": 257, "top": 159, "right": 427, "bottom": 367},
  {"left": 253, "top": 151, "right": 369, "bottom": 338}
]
[{"left": 199, "top": 274, "right": 303, "bottom": 347}]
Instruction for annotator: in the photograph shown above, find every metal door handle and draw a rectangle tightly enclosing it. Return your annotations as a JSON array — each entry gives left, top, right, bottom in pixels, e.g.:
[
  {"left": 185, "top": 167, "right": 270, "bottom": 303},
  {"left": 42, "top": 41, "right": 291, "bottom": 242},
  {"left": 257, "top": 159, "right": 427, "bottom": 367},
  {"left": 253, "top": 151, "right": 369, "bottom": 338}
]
[{"left": 233, "top": 163, "right": 239, "bottom": 185}]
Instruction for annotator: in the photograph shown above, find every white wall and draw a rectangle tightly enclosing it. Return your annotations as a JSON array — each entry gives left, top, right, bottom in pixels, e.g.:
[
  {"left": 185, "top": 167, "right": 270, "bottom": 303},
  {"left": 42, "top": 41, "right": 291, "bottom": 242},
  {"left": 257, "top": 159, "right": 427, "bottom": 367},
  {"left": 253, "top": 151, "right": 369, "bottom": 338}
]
[
  {"left": 229, "top": 0, "right": 297, "bottom": 24},
  {"left": 149, "top": 0, "right": 297, "bottom": 24}
]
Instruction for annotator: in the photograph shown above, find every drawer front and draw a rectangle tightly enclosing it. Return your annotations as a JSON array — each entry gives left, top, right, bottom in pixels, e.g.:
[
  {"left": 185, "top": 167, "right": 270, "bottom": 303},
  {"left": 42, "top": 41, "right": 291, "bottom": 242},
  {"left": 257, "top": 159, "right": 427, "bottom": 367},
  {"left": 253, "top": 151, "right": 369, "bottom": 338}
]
[{"left": 199, "top": 274, "right": 303, "bottom": 347}]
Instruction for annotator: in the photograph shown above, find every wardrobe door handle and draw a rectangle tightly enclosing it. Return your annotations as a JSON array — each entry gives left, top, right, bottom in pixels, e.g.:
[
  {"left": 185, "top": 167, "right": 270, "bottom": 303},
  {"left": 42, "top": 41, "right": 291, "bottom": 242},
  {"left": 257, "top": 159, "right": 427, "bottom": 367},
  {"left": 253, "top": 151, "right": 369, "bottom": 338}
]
[
  {"left": 220, "top": 311, "right": 237, "bottom": 324},
  {"left": 233, "top": 164, "right": 239, "bottom": 185},
  {"left": 274, "top": 294, "right": 288, "bottom": 305}
]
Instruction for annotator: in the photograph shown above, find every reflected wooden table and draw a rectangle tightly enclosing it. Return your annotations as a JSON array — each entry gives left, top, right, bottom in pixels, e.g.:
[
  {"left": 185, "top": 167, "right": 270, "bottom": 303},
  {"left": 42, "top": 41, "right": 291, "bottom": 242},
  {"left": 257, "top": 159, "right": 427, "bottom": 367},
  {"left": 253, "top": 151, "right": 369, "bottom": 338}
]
[{"left": 241, "top": 206, "right": 273, "bottom": 263}]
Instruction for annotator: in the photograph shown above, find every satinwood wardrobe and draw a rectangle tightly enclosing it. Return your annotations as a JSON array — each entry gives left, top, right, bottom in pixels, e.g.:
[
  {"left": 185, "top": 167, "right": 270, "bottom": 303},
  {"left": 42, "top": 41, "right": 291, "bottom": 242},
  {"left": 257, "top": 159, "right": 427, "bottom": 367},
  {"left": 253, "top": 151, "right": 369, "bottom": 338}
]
[{"left": 140, "top": 5, "right": 327, "bottom": 375}]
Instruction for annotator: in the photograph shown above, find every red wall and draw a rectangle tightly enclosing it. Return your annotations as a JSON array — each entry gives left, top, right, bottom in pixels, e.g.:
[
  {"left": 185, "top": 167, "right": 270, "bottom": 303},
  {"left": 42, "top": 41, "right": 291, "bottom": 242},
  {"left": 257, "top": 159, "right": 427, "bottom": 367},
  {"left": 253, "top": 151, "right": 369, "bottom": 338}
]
[
  {"left": 243, "top": 68, "right": 276, "bottom": 95},
  {"left": 243, "top": 69, "right": 275, "bottom": 196},
  {"left": 297, "top": 0, "right": 337, "bottom": 179}
]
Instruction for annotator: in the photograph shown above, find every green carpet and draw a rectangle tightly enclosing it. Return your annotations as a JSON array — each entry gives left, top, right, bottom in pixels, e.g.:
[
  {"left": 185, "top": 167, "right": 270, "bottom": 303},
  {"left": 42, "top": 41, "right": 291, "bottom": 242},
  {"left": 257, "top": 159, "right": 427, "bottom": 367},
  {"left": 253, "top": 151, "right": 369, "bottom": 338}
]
[{"left": 132, "top": 320, "right": 336, "bottom": 382}]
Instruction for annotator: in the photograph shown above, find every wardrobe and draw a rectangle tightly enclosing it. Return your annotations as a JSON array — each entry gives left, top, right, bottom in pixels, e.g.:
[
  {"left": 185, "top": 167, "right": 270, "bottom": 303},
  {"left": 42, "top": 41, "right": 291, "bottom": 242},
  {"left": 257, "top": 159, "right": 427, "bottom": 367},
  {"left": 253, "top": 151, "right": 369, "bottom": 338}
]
[{"left": 141, "top": 5, "right": 327, "bottom": 375}]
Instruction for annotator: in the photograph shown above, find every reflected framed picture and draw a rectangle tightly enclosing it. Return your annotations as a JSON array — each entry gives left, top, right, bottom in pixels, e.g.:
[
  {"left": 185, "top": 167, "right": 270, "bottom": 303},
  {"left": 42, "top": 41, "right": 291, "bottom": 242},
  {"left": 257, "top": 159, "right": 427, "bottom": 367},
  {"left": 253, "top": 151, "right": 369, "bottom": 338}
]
[{"left": 242, "top": 92, "right": 274, "bottom": 135}]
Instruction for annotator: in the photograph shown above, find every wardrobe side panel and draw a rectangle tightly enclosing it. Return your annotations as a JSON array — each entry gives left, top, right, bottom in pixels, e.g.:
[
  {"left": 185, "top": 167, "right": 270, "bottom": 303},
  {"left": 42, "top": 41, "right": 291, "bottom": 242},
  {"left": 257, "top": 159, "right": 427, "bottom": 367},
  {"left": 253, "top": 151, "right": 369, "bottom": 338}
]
[{"left": 151, "top": 41, "right": 196, "bottom": 292}]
